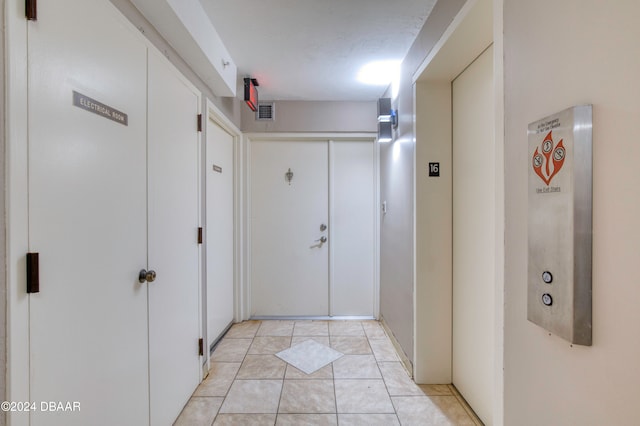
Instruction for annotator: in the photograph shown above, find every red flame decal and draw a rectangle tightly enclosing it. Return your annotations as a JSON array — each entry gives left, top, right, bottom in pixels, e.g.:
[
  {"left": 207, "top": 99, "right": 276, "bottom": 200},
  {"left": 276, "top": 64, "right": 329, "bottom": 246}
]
[{"left": 532, "top": 131, "right": 565, "bottom": 186}]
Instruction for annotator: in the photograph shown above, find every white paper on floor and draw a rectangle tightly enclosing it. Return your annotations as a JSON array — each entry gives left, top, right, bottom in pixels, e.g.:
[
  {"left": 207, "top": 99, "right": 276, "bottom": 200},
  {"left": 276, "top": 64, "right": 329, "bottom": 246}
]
[{"left": 276, "top": 339, "right": 343, "bottom": 375}]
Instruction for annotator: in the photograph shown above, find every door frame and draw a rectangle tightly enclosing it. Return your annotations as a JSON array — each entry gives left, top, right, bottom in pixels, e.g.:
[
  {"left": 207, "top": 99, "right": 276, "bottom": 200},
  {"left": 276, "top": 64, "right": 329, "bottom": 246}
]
[
  {"left": 6, "top": 0, "right": 32, "bottom": 412},
  {"left": 412, "top": 0, "right": 504, "bottom": 422},
  {"left": 243, "top": 133, "right": 380, "bottom": 320}
]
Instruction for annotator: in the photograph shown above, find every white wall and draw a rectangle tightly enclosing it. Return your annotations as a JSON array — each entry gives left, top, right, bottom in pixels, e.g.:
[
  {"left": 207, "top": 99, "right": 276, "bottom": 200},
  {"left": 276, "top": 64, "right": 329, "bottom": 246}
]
[
  {"left": 414, "top": 81, "right": 452, "bottom": 383},
  {"left": 110, "top": 0, "right": 242, "bottom": 128},
  {"left": 379, "top": 0, "right": 466, "bottom": 366},
  {"left": 504, "top": 1, "right": 640, "bottom": 424},
  {"left": 240, "top": 100, "right": 376, "bottom": 133}
]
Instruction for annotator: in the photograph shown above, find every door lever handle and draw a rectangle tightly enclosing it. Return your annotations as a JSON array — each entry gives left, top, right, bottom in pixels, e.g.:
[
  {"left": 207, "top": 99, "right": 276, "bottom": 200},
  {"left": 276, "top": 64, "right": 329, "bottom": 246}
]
[{"left": 310, "top": 236, "right": 327, "bottom": 249}]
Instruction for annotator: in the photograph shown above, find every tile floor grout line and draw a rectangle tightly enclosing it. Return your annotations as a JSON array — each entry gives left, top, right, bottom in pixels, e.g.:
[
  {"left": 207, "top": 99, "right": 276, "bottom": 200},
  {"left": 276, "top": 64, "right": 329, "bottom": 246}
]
[
  {"left": 212, "top": 320, "right": 262, "bottom": 424},
  {"left": 271, "top": 331, "right": 291, "bottom": 423},
  {"left": 331, "top": 361, "right": 338, "bottom": 422},
  {"left": 188, "top": 319, "right": 478, "bottom": 425},
  {"left": 370, "top": 327, "right": 402, "bottom": 425}
]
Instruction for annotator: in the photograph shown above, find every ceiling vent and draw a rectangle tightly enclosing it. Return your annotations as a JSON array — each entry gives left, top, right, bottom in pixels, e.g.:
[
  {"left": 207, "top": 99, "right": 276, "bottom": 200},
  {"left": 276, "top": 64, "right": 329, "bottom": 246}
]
[{"left": 256, "top": 102, "right": 275, "bottom": 121}]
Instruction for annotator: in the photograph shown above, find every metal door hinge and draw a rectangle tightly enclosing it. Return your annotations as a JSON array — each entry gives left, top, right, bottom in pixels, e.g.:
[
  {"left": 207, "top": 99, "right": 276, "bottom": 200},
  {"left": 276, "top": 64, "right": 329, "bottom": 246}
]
[
  {"left": 198, "top": 338, "right": 204, "bottom": 356},
  {"left": 197, "top": 114, "right": 203, "bottom": 132},
  {"left": 197, "top": 227, "right": 203, "bottom": 244},
  {"left": 27, "top": 253, "right": 40, "bottom": 293},
  {"left": 26, "top": 0, "right": 37, "bottom": 20}
]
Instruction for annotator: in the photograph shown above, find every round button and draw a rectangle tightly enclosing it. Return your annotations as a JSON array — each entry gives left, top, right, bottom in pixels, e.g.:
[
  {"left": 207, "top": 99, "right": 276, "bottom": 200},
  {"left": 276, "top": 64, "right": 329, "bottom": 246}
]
[
  {"left": 542, "top": 271, "right": 553, "bottom": 284},
  {"left": 542, "top": 293, "right": 553, "bottom": 306}
]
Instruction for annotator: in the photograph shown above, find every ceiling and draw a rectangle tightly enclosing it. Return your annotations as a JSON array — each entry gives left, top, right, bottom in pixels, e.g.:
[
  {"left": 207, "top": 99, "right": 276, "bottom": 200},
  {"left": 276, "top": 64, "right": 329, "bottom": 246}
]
[{"left": 199, "top": 0, "right": 438, "bottom": 102}]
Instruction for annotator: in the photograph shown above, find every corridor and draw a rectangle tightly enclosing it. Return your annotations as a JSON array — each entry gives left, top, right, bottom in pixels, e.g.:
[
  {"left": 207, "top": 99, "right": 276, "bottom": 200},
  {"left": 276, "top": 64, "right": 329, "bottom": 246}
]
[{"left": 175, "top": 320, "right": 482, "bottom": 425}]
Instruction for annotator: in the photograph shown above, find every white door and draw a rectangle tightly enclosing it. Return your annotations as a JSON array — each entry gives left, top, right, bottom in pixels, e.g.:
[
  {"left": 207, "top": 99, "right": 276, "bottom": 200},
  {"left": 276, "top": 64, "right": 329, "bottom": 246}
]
[
  {"left": 206, "top": 119, "right": 235, "bottom": 345},
  {"left": 251, "top": 140, "right": 329, "bottom": 316},
  {"left": 28, "top": 1, "right": 149, "bottom": 425},
  {"left": 330, "top": 141, "right": 376, "bottom": 316},
  {"left": 147, "top": 50, "right": 201, "bottom": 425},
  {"left": 452, "top": 45, "right": 494, "bottom": 425},
  {"left": 250, "top": 139, "right": 376, "bottom": 317}
]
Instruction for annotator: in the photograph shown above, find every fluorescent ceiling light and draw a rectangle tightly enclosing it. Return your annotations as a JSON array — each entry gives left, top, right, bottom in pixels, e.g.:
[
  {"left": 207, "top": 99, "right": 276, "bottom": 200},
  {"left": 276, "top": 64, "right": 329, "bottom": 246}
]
[{"left": 357, "top": 60, "right": 401, "bottom": 86}]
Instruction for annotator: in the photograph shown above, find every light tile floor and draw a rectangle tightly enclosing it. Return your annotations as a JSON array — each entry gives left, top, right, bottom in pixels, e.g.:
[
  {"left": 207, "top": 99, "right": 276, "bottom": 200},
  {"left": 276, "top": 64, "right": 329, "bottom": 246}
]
[{"left": 175, "top": 320, "right": 483, "bottom": 425}]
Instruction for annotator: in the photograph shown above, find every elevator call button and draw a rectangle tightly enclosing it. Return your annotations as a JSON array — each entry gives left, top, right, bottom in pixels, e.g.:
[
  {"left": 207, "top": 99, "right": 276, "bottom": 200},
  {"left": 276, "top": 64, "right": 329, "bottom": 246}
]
[
  {"left": 542, "top": 293, "right": 553, "bottom": 306},
  {"left": 542, "top": 271, "right": 553, "bottom": 284}
]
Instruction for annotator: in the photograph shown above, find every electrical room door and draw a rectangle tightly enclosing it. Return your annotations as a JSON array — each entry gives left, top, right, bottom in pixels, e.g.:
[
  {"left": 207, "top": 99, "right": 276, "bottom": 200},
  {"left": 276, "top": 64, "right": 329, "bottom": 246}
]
[
  {"left": 147, "top": 49, "right": 201, "bottom": 425},
  {"left": 251, "top": 140, "right": 329, "bottom": 316},
  {"left": 27, "top": 1, "right": 150, "bottom": 425}
]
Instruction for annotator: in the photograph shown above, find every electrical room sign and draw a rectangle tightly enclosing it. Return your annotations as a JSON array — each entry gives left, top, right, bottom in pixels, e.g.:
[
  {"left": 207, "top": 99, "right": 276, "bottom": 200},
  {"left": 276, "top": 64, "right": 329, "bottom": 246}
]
[{"left": 527, "top": 105, "right": 593, "bottom": 346}]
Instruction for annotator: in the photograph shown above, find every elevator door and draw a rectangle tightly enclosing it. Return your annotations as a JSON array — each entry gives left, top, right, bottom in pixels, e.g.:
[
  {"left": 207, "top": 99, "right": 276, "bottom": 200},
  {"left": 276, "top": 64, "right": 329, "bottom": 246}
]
[{"left": 452, "top": 44, "right": 495, "bottom": 425}]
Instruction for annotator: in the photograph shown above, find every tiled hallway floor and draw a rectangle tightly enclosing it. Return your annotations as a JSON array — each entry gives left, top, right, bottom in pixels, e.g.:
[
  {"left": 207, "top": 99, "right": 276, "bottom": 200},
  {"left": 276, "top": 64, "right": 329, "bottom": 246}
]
[{"left": 175, "top": 320, "right": 482, "bottom": 425}]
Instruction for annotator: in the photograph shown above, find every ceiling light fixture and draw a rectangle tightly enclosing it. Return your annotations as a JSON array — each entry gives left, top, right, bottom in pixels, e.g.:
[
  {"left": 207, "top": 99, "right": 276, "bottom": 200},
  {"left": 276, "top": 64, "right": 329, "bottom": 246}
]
[{"left": 357, "top": 60, "right": 401, "bottom": 86}]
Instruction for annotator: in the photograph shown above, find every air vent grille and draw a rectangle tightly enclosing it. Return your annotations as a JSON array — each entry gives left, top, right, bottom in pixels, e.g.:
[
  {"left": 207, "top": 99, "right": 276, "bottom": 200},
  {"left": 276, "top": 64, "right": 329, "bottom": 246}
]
[{"left": 256, "top": 102, "right": 275, "bottom": 121}]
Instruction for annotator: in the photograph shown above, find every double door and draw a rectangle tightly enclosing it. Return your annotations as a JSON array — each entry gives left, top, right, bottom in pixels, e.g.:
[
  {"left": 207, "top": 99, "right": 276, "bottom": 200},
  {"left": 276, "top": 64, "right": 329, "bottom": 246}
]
[
  {"left": 250, "top": 139, "right": 376, "bottom": 317},
  {"left": 27, "top": 1, "right": 200, "bottom": 424}
]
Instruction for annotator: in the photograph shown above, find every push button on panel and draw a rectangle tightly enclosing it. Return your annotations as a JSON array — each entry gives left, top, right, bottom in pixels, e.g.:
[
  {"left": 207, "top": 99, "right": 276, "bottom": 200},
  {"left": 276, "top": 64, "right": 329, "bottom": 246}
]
[
  {"left": 542, "top": 271, "right": 553, "bottom": 284},
  {"left": 542, "top": 293, "right": 553, "bottom": 306}
]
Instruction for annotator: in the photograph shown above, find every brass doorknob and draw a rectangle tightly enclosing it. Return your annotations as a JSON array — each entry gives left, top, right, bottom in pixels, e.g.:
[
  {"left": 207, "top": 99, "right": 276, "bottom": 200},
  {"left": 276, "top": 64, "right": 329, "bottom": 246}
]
[{"left": 138, "top": 269, "right": 157, "bottom": 283}]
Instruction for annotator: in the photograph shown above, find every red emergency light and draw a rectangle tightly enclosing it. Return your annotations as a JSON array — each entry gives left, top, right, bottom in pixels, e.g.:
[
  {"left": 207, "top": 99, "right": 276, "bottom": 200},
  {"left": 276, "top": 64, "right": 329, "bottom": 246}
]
[{"left": 244, "top": 78, "right": 259, "bottom": 112}]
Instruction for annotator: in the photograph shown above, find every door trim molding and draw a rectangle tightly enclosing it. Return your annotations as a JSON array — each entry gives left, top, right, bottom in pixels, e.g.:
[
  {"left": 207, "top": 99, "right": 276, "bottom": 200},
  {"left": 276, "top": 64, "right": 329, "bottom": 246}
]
[
  {"left": 243, "top": 133, "right": 378, "bottom": 320},
  {"left": 6, "top": 0, "right": 32, "bottom": 410}
]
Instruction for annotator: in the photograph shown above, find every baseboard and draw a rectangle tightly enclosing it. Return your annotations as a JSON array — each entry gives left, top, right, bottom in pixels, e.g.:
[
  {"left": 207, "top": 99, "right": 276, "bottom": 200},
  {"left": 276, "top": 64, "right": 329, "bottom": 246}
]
[
  {"left": 379, "top": 315, "right": 414, "bottom": 378},
  {"left": 250, "top": 315, "right": 376, "bottom": 321}
]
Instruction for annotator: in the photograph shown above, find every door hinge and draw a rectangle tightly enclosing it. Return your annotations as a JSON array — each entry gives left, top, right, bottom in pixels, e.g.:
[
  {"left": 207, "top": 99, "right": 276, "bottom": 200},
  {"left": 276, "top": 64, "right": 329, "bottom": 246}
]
[
  {"left": 198, "top": 338, "right": 204, "bottom": 356},
  {"left": 26, "top": 0, "right": 37, "bottom": 21},
  {"left": 27, "top": 252, "right": 40, "bottom": 293},
  {"left": 197, "top": 114, "right": 203, "bottom": 132},
  {"left": 197, "top": 227, "right": 203, "bottom": 244}
]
